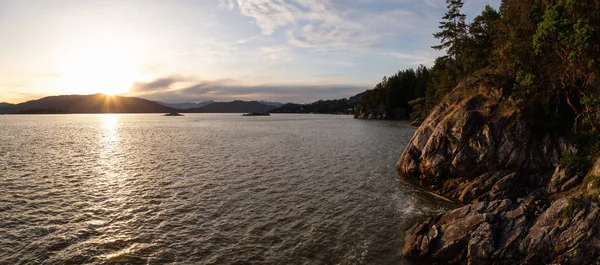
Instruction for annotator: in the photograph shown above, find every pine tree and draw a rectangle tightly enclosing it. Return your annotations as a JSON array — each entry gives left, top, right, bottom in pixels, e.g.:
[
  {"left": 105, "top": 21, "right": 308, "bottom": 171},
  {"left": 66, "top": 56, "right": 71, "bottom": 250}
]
[{"left": 432, "top": 0, "right": 468, "bottom": 62}]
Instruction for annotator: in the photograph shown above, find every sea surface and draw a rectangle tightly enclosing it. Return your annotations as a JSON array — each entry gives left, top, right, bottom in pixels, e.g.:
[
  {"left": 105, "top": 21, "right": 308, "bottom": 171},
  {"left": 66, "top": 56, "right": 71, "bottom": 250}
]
[{"left": 0, "top": 114, "right": 450, "bottom": 265}]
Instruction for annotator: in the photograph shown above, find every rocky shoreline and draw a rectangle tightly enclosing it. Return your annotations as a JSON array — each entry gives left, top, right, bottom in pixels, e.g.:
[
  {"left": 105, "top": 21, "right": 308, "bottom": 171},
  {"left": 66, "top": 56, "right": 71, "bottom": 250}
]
[{"left": 397, "top": 74, "right": 600, "bottom": 264}]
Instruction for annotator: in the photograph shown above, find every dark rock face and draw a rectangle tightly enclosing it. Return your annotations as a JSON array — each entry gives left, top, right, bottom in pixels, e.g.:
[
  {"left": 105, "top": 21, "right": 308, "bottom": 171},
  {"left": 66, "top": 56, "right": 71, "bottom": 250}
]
[
  {"left": 403, "top": 198, "right": 600, "bottom": 265},
  {"left": 398, "top": 76, "right": 600, "bottom": 264},
  {"left": 403, "top": 200, "right": 529, "bottom": 264},
  {"left": 397, "top": 80, "right": 566, "bottom": 184},
  {"left": 519, "top": 198, "right": 600, "bottom": 265}
]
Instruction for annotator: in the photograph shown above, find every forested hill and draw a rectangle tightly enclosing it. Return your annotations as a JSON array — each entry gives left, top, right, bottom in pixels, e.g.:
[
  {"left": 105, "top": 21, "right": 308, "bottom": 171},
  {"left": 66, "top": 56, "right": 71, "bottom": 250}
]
[
  {"left": 354, "top": 67, "right": 429, "bottom": 120},
  {"left": 185, "top": 100, "right": 275, "bottom": 113},
  {"left": 270, "top": 93, "right": 363, "bottom": 114},
  {"left": 0, "top": 94, "right": 175, "bottom": 114}
]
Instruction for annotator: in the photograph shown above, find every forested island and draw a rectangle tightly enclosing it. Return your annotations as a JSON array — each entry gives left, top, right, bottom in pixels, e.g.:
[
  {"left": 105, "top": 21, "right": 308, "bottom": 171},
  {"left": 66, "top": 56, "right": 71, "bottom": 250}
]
[
  {"left": 392, "top": 0, "right": 600, "bottom": 264},
  {"left": 270, "top": 93, "right": 362, "bottom": 114}
]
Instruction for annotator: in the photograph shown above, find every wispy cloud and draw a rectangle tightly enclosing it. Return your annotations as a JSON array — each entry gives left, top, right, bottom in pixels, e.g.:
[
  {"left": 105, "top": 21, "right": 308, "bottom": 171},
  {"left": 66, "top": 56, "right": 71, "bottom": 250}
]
[
  {"left": 422, "top": 0, "right": 440, "bottom": 9},
  {"left": 260, "top": 45, "right": 293, "bottom": 61},
  {"left": 390, "top": 51, "right": 440, "bottom": 65},
  {"left": 226, "top": 0, "right": 417, "bottom": 52},
  {"left": 129, "top": 76, "right": 368, "bottom": 103},
  {"left": 130, "top": 76, "right": 186, "bottom": 92}
]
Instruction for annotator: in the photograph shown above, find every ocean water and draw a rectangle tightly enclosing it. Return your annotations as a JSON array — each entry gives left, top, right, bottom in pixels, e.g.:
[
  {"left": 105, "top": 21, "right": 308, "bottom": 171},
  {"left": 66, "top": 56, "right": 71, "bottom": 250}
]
[{"left": 0, "top": 114, "right": 449, "bottom": 264}]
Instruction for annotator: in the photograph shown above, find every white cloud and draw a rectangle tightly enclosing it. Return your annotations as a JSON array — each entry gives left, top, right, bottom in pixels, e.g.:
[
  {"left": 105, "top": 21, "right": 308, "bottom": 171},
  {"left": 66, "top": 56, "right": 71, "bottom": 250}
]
[
  {"left": 422, "top": 0, "right": 439, "bottom": 9},
  {"left": 390, "top": 51, "right": 439, "bottom": 66},
  {"left": 219, "top": 0, "right": 236, "bottom": 10},
  {"left": 229, "top": 0, "right": 416, "bottom": 52},
  {"left": 260, "top": 45, "right": 293, "bottom": 61}
]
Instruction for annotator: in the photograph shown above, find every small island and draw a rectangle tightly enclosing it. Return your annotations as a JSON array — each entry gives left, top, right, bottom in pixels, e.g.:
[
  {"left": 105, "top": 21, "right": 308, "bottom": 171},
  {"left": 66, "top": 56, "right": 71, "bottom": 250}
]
[
  {"left": 164, "top": 112, "right": 184, "bottom": 116},
  {"left": 242, "top": 112, "right": 270, "bottom": 116}
]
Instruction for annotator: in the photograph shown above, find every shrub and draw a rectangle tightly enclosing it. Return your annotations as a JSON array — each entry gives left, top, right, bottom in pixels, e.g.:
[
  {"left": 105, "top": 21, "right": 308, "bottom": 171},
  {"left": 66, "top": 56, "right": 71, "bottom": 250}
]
[
  {"left": 559, "top": 150, "right": 591, "bottom": 177},
  {"left": 562, "top": 197, "right": 585, "bottom": 218}
]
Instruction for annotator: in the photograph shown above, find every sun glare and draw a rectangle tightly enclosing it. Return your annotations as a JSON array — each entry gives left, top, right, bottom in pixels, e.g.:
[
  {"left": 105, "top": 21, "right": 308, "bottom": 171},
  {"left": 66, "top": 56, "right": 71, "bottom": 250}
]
[{"left": 59, "top": 41, "right": 141, "bottom": 96}]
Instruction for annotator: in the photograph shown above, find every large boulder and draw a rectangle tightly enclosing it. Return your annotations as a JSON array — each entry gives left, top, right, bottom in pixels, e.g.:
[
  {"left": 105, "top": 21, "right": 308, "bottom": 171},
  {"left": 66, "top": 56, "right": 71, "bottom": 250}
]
[
  {"left": 398, "top": 74, "right": 600, "bottom": 264},
  {"left": 403, "top": 197, "right": 600, "bottom": 264},
  {"left": 397, "top": 75, "right": 566, "bottom": 200},
  {"left": 519, "top": 198, "right": 600, "bottom": 265},
  {"left": 402, "top": 200, "right": 530, "bottom": 264}
]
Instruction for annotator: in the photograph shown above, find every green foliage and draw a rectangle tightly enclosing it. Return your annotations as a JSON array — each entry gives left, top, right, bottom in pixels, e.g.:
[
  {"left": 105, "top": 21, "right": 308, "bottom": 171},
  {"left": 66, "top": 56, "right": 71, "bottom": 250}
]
[
  {"left": 581, "top": 173, "right": 600, "bottom": 202},
  {"left": 361, "top": 0, "right": 600, "bottom": 131},
  {"left": 582, "top": 174, "right": 600, "bottom": 189},
  {"left": 571, "top": 130, "right": 600, "bottom": 155},
  {"left": 493, "top": 0, "right": 600, "bottom": 124},
  {"left": 580, "top": 94, "right": 600, "bottom": 130},
  {"left": 271, "top": 98, "right": 358, "bottom": 114},
  {"left": 562, "top": 197, "right": 584, "bottom": 218},
  {"left": 356, "top": 66, "right": 430, "bottom": 119},
  {"left": 532, "top": 0, "right": 600, "bottom": 93},
  {"left": 559, "top": 130, "right": 600, "bottom": 179},
  {"left": 559, "top": 150, "right": 590, "bottom": 177},
  {"left": 511, "top": 71, "right": 535, "bottom": 100},
  {"left": 408, "top": 97, "right": 426, "bottom": 107},
  {"left": 432, "top": 0, "right": 468, "bottom": 60},
  {"left": 408, "top": 97, "right": 427, "bottom": 118},
  {"left": 464, "top": 5, "right": 501, "bottom": 73},
  {"left": 425, "top": 56, "right": 458, "bottom": 111}
]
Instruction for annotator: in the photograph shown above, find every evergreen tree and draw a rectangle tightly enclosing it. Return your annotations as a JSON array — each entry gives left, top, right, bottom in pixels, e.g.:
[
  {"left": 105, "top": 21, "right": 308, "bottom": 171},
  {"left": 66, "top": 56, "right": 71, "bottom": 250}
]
[
  {"left": 432, "top": 0, "right": 468, "bottom": 67},
  {"left": 463, "top": 5, "right": 501, "bottom": 73}
]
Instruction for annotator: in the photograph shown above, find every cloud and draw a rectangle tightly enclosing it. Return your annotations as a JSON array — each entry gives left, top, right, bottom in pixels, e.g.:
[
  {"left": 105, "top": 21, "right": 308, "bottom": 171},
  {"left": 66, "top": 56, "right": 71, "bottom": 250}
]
[
  {"left": 219, "top": 0, "right": 236, "bottom": 10},
  {"left": 0, "top": 81, "right": 26, "bottom": 88},
  {"left": 130, "top": 76, "right": 184, "bottom": 92},
  {"left": 129, "top": 76, "right": 368, "bottom": 103},
  {"left": 390, "top": 51, "right": 440, "bottom": 65},
  {"left": 235, "top": 36, "right": 260, "bottom": 44},
  {"left": 422, "top": 0, "right": 440, "bottom": 8},
  {"left": 260, "top": 45, "right": 293, "bottom": 60},
  {"left": 227, "top": 0, "right": 418, "bottom": 52}
]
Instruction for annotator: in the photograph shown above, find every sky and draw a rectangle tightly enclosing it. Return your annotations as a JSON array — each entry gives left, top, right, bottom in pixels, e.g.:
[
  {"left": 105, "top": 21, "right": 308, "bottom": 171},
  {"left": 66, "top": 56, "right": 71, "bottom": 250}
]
[{"left": 0, "top": 0, "right": 500, "bottom": 104}]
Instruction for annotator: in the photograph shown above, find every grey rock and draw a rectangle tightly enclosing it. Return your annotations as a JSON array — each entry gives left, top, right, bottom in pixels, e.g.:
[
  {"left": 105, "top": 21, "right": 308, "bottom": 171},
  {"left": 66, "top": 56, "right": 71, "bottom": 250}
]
[
  {"left": 403, "top": 200, "right": 530, "bottom": 264},
  {"left": 398, "top": 75, "right": 600, "bottom": 264},
  {"left": 519, "top": 198, "right": 600, "bottom": 265},
  {"left": 397, "top": 77, "right": 566, "bottom": 197}
]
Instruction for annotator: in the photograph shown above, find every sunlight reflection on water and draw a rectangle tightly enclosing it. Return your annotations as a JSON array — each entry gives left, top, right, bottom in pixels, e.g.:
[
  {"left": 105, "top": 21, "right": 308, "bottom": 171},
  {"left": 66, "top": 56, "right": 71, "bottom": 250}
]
[{"left": 0, "top": 114, "right": 451, "bottom": 265}]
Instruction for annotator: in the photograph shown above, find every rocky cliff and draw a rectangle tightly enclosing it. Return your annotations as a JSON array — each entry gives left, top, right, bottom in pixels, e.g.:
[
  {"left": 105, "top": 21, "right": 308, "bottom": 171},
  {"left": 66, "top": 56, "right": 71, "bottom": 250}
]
[{"left": 398, "top": 73, "right": 600, "bottom": 264}]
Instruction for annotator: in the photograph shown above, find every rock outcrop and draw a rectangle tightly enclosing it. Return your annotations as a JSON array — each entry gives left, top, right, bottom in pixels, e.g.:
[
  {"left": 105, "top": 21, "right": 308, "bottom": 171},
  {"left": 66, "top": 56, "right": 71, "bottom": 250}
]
[
  {"left": 403, "top": 197, "right": 600, "bottom": 265},
  {"left": 398, "top": 73, "right": 600, "bottom": 264},
  {"left": 397, "top": 76, "right": 566, "bottom": 194}
]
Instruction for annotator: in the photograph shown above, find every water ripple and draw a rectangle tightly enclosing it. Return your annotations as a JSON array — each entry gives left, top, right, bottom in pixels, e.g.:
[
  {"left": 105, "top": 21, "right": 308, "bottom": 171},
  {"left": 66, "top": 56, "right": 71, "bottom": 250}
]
[{"left": 0, "top": 114, "right": 450, "bottom": 264}]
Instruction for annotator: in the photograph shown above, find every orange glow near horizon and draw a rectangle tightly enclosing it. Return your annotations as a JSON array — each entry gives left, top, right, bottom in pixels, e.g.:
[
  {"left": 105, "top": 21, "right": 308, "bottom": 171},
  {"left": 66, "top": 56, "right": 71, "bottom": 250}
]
[{"left": 100, "top": 94, "right": 125, "bottom": 113}]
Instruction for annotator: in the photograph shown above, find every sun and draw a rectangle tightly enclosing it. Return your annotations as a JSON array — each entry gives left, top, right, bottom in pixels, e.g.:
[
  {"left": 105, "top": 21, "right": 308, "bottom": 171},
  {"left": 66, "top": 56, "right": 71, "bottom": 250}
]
[{"left": 59, "top": 41, "right": 141, "bottom": 96}]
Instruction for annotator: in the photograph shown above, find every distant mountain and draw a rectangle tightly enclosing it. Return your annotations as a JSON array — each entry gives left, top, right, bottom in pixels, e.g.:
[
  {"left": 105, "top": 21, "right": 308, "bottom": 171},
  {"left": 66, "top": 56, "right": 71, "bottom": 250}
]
[
  {"left": 270, "top": 92, "right": 363, "bottom": 114},
  {"left": 0, "top": 94, "right": 175, "bottom": 114},
  {"left": 258, "top": 101, "right": 284, "bottom": 107},
  {"left": 0, "top": 103, "right": 16, "bottom": 114},
  {"left": 186, "top": 100, "right": 276, "bottom": 113},
  {"left": 157, "top": 100, "right": 214, "bottom": 110}
]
